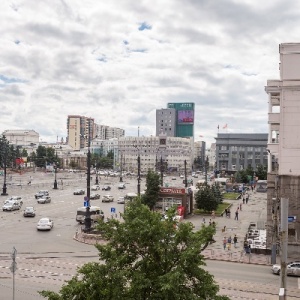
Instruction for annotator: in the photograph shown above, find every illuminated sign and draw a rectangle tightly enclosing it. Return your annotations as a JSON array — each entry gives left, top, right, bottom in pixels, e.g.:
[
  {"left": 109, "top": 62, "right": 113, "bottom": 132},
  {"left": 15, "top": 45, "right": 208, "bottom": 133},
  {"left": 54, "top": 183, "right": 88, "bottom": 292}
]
[{"left": 178, "top": 110, "right": 194, "bottom": 124}]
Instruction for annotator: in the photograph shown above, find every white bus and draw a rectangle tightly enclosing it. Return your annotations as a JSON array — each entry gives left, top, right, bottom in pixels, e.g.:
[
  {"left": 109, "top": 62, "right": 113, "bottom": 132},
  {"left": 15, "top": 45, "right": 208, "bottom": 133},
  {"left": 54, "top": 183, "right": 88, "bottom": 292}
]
[
  {"left": 124, "top": 192, "right": 138, "bottom": 202},
  {"left": 76, "top": 206, "right": 104, "bottom": 224},
  {"left": 214, "top": 178, "right": 230, "bottom": 186}
]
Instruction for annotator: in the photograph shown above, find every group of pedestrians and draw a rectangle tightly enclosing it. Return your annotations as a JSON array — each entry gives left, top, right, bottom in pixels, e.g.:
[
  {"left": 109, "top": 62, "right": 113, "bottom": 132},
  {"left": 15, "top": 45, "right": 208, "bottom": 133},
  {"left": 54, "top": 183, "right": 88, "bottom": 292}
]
[{"left": 223, "top": 235, "right": 238, "bottom": 250}]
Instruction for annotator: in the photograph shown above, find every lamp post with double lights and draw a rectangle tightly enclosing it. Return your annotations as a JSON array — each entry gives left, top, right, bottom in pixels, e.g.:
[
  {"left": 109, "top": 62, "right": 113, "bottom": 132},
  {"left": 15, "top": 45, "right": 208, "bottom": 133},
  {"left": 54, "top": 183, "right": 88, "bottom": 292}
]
[
  {"left": 53, "top": 151, "right": 58, "bottom": 189},
  {"left": 119, "top": 151, "right": 123, "bottom": 182},
  {"left": 1, "top": 136, "right": 9, "bottom": 196},
  {"left": 133, "top": 144, "right": 141, "bottom": 196}
]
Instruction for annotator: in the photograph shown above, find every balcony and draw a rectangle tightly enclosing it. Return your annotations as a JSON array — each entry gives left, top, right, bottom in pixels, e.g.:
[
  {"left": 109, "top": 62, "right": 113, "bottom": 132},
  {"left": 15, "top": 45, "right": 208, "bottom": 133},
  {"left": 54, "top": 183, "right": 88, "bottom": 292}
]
[{"left": 268, "top": 112, "right": 280, "bottom": 124}]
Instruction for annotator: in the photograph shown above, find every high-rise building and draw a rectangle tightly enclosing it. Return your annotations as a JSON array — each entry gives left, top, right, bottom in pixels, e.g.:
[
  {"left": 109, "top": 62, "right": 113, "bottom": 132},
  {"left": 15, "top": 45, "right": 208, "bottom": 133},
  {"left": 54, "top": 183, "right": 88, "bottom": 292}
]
[
  {"left": 156, "top": 103, "right": 195, "bottom": 139},
  {"left": 95, "top": 124, "right": 125, "bottom": 140},
  {"left": 167, "top": 102, "right": 195, "bottom": 138},
  {"left": 67, "top": 115, "right": 94, "bottom": 150},
  {"left": 155, "top": 108, "right": 176, "bottom": 137}
]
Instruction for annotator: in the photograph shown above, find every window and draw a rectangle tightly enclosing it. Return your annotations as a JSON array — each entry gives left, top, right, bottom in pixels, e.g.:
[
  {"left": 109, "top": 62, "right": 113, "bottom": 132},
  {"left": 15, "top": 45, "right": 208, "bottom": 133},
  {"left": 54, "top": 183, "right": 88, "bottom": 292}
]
[
  {"left": 247, "top": 147, "right": 253, "bottom": 151},
  {"left": 220, "top": 146, "right": 227, "bottom": 150},
  {"left": 231, "top": 146, "right": 238, "bottom": 151}
]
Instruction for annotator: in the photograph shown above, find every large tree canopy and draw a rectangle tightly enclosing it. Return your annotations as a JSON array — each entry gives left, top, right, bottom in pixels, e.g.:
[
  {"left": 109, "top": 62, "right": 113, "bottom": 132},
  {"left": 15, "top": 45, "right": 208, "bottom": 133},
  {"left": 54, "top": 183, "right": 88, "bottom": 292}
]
[{"left": 40, "top": 200, "right": 230, "bottom": 300}]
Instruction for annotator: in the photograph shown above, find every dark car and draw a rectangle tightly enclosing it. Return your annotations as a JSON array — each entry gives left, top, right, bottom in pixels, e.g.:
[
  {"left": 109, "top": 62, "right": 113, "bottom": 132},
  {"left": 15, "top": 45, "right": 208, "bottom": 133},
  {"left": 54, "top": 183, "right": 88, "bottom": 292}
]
[
  {"left": 73, "top": 189, "right": 85, "bottom": 195},
  {"left": 35, "top": 190, "right": 49, "bottom": 199},
  {"left": 23, "top": 206, "right": 36, "bottom": 217},
  {"left": 90, "top": 193, "right": 100, "bottom": 200},
  {"left": 102, "top": 185, "right": 111, "bottom": 191}
]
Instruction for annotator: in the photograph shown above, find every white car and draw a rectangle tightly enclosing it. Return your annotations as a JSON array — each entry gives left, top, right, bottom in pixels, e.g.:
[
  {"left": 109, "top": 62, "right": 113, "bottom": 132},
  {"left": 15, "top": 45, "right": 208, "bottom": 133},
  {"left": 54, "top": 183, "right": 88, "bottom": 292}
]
[
  {"left": 117, "top": 197, "right": 125, "bottom": 204},
  {"left": 91, "top": 185, "right": 100, "bottom": 191},
  {"left": 37, "top": 196, "right": 51, "bottom": 204},
  {"left": 6, "top": 196, "right": 23, "bottom": 205},
  {"left": 2, "top": 201, "right": 21, "bottom": 211},
  {"left": 272, "top": 261, "right": 300, "bottom": 276},
  {"left": 37, "top": 218, "right": 54, "bottom": 231},
  {"left": 102, "top": 195, "right": 114, "bottom": 202}
]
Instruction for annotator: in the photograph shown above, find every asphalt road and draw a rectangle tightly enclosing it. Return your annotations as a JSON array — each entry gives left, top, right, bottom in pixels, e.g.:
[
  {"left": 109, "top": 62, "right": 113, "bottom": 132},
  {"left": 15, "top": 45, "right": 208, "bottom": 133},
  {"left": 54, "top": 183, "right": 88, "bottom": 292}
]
[{"left": 0, "top": 171, "right": 299, "bottom": 300}]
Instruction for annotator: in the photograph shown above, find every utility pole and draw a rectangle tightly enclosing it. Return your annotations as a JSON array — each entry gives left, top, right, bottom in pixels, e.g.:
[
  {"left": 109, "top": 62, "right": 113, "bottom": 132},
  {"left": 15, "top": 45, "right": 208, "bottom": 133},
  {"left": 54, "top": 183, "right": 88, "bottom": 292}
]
[
  {"left": 137, "top": 154, "right": 141, "bottom": 196},
  {"left": 160, "top": 156, "right": 163, "bottom": 186},
  {"left": 271, "top": 176, "right": 279, "bottom": 264},
  {"left": 120, "top": 152, "right": 123, "bottom": 182},
  {"left": 85, "top": 122, "right": 92, "bottom": 232},
  {"left": 184, "top": 160, "right": 187, "bottom": 188},
  {"left": 279, "top": 198, "right": 289, "bottom": 299},
  {"left": 10, "top": 246, "right": 17, "bottom": 300}
]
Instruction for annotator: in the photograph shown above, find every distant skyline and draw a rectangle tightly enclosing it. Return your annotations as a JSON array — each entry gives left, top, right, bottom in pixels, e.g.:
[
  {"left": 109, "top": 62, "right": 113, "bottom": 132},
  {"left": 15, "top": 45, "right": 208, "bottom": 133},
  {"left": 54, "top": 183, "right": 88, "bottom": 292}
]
[{"left": 1, "top": 0, "right": 297, "bottom": 147}]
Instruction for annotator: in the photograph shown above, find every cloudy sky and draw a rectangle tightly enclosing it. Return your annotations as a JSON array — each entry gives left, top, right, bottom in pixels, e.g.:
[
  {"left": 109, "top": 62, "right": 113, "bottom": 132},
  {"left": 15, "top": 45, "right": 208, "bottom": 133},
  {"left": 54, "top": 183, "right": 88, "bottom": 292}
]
[{"left": 1, "top": 0, "right": 299, "bottom": 147}]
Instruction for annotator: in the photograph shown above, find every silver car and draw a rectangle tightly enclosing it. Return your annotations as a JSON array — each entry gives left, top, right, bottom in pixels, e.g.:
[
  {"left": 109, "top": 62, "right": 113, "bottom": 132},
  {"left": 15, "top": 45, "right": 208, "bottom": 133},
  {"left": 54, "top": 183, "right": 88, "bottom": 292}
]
[
  {"left": 272, "top": 261, "right": 300, "bottom": 276},
  {"left": 24, "top": 206, "right": 36, "bottom": 217},
  {"left": 37, "top": 218, "right": 54, "bottom": 231},
  {"left": 37, "top": 196, "right": 51, "bottom": 204},
  {"left": 2, "top": 201, "right": 21, "bottom": 211}
]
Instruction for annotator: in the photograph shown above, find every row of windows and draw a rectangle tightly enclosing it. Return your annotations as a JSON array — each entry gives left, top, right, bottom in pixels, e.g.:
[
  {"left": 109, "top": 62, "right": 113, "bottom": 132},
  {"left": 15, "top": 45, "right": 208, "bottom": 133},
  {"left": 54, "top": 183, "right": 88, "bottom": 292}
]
[
  {"left": 220, "top": 146, "right": 264, "bottom": 151},
  {"left": 220, "top": 154, "right": 266, "bottom": 159}
]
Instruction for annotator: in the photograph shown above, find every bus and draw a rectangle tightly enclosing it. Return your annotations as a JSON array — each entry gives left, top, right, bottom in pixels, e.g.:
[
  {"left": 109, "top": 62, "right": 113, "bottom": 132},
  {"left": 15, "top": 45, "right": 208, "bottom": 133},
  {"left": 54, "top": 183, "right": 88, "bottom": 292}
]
[
  {"left": 256, "top": 180, "right": 267, "bottom": 193},
  {"left": 76, "top": 206, "right": 104, "bottom": 224},
  {"left": 124, "top": 192, "right": 138, "bottom": 202}
]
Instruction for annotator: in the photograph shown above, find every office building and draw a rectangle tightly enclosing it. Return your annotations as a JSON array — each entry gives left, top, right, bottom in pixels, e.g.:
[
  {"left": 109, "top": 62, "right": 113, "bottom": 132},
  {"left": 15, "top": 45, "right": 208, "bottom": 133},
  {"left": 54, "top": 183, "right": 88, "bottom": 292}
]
[{"left": 215, "top": 133, "right": 268, "bottom": 175}]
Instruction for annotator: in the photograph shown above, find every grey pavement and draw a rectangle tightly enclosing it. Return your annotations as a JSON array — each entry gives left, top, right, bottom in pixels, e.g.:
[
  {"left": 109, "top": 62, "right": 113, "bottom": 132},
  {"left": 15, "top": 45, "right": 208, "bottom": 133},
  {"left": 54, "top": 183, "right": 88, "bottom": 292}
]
[{"left": 186, "top": 190, "right": 272, "bottom": 265}]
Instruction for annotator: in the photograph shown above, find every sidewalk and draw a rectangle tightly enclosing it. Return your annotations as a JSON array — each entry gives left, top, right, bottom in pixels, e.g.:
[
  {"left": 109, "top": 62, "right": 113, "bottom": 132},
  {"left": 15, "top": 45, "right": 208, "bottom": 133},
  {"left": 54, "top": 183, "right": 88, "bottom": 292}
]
[
  {"left": 75, "top": 190, "right": 272, "bottom": 266},
  {"left": 186, "top": 190, "right": 272, "bottom": 265}
]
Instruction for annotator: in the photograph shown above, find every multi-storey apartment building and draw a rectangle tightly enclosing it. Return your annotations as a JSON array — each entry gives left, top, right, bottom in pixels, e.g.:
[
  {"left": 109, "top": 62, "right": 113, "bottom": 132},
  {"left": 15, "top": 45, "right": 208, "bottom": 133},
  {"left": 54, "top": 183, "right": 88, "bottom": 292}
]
[
  {"left": 265, "top": 43, "right": 300, "bottom": 257},
  {"left": 95, "top": 124, "right": 125, "bottom": 140},
  {"left": 156, "top": 108, "right": 176, "bottom": 137},
  {"left": 215, "top": 133, "right": 268, "bottom": 175},
  {"left": 67, "top": 115, "right": 95, "bottom": 150}
]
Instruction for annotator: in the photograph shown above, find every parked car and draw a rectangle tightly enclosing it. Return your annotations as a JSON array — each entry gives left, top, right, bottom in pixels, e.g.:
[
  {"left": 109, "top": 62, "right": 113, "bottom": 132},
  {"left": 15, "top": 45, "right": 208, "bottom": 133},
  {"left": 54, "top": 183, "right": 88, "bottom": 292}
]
[
  {"left": 91, "top": 185, "right": 101, "bottom": 191},
  {"left": 118, "top": 183, "right": 126, "bottom": 189},
  {"left": 2, "top": 201, "right": 21, "bottom": 211},
  {"left": 117, "top": 197, "right": 125, "bottom": 204},
  {"left": 23, "top": 206, "right": 36, "bottom": 217},
  {"left": 102, "top": 195, "right": 114, "bottom": 202},
  {"left": 37, "top": 196, "right": 51, "bottom": 204},
  {"left": 180, "top": 175, "right": 184, "bottom": 179},
  {"left": 272, "top": 261, "right": 300, "bottom": 276},
  {"left": 172, "top": 177, "right": 176, "bottom": 180},
  {"left": 73, "top": 189, "right": 85, "bottom": 195},
  {"left": 37, "top": 217, "right": 54, "bottom": 231},
  {"left": 102, "top": 185, "right": 111, "bottom": 191},
  {"left": 6, "top": 196, "right": 23, "bottom": 205},
  {"left": 90, "top": 193, "right": 100, "bottom": 200},
  {"left": 35, "top": 190, "right": 49, "bottom": 199}
]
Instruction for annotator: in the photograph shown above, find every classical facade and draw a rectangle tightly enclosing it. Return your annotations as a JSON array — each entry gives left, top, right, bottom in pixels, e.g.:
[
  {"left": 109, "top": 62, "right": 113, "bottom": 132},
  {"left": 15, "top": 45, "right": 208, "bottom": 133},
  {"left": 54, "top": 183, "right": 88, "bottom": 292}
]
[{"left": 265, "top": 43, "right": 300, "bottom": 258}]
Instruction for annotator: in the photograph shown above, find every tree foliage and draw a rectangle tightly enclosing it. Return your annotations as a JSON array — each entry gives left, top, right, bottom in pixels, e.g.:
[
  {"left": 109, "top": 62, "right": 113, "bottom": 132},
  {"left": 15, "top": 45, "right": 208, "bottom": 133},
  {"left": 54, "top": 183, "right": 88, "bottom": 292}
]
[
  {"left": 39, "top": 200, "right": 230, "bottom": 300},
  {"left": 234, "top": 164, "right": 267, "bottom": 183},
  {"left": 141, "top": 169, "right": 160, "bottom": 210},
  {"left": 195, "top": 185, "right": 219, "bottom": 212}
]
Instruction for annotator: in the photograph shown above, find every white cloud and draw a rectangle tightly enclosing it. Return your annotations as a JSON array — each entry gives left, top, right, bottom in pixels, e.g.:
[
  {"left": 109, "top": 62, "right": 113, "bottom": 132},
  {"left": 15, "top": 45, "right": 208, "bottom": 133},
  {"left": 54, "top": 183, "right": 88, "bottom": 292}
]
[{"left": 0, "top": 0, "right": 297, "bottom": 146}]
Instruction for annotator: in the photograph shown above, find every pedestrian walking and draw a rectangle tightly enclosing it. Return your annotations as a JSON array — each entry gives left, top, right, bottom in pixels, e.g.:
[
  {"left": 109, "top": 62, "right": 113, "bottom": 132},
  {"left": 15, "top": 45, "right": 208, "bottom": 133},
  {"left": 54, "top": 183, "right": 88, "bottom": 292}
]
[
  {"left": 223, "top": 237, "right": 227, "bottom": 250},
  {"left": 202, "top": 217, "right": 206, "bottom": 224},
  {"left": 224, "top": 208, "right": 228, "bottom": 217},
  {"left": 251, "top": 185, "right": 254, "bottom": 192},
  {"left": 245, "top": 192, "right": 249, "bottom": 204},
  {"left": 227, "top": 208, "right": 231, "bottom": 218},
  {"left": 211, "top": 210, "right": 215, "bottom": 219},
  {"left": 227, "top": 236, "right": 232, "bottom": 250},
  {"left": 242, "top": 195, "right": 245, "bottom": 204},
  {"left": 239, "top": 203, "right": 242, "bottom": 211},
  {"left": 233, "top": 235, "right": 238, "bottom": 248},
  {"left": 234, "top": 209, "right": 239, "bottom": 221}
]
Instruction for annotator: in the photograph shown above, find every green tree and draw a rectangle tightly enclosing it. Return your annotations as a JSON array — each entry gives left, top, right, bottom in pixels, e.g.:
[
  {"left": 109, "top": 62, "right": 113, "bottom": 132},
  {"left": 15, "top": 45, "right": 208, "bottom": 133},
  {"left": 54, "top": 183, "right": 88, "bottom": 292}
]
[
  {"left": 255, "top": 164, "right": 267, "bottom": 180},
  {"left": 141, "top": 169, "right": 160, "bottom": 210},
  {"left": 39, "top": 200, "right": 229, "bottom": 300},
  {"left": 195, "top": 185, "right": 218, "bottom": 212},
  {"left": 211, "top": 183, "right": 223, "bottom": 204}
]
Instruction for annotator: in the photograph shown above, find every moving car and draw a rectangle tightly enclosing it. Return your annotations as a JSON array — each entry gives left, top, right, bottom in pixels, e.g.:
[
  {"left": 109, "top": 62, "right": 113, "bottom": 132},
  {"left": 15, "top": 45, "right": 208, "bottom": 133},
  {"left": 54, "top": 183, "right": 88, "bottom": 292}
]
[
  {"left": 172, "top": 177, "right": 176, "bottom": 180},
  {"left": 102, "top": 185, "right": 111, "bottom": 191},
  {"left": 37, "top": 196, "right": 51, "bottom": 204},
  {"left": 117, "top": 197, "right": 125, "bottom": 204},
  {"left": 6, "top": 196, "right": 23, "bottom": 205},
  {"left": 23, "top": 206, "right": 36, "bottom": 217},
  {"left": 272, "top": 261, "right": 300, "bottom": 276},
  {"left": 91, "top": 185, "right": 100, "bottom": 191},
  {"left": 37, "top": 217, "right": 54, "bottom": 231},
  {"left": 2, "top": 201, "right": 21, "bottom": 211},
  {"left": 102, "top": 195, "right": 114, "bottom": 202},
  {"left": 73, "top": 189, "right": 85, "bottom": 195},
  {"left": 118, "top": 183, "right": 126, "bottom": 189},
  {"left": 90, "top": 193, "right": 100, "bottom": 200},
  {"left": 35, "top": 190, "right": 49, "bottom": 199}
]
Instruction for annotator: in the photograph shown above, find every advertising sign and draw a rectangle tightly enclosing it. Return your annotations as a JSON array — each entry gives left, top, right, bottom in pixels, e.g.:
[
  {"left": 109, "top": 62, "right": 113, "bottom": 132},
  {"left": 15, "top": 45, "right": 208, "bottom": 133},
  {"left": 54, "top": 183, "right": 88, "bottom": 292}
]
[
  {"left": 160, "top": 187, "right": 186, "bottom": 194},
  {"left": 177, "top": 110, "right": 194, "bottom": 124}
]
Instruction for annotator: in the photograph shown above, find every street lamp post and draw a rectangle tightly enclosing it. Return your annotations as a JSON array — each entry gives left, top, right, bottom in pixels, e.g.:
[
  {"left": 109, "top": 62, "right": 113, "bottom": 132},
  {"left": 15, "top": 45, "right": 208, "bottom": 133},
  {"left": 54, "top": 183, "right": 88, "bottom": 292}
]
[
  {"left": 137, "top": 153, "right": 141, "bottom": 196},
  {"left": 84, "top": 130, "right": 92, "bottom": 232},
  {"left": 53, "top": 165, "right": 58, "bottom": 189},
  {"left": 120, "top": 152, "right": 123, "bottom": 182},
  {"left": 160, "top": 156, "right": 163, "bottom": 186},
  {"left": 1, "top": 139, "right": 8, "bottom": 196}
]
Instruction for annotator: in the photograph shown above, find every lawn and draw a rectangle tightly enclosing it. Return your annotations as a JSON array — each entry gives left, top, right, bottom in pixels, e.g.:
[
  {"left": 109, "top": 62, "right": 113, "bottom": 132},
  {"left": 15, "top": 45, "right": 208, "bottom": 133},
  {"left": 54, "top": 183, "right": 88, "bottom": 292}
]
[
  {"left": 194, "top": 202, "right": 232, "bottom": 216},
  {"left": 222, "top": 192, "right": 241, "bottom": 200}
]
